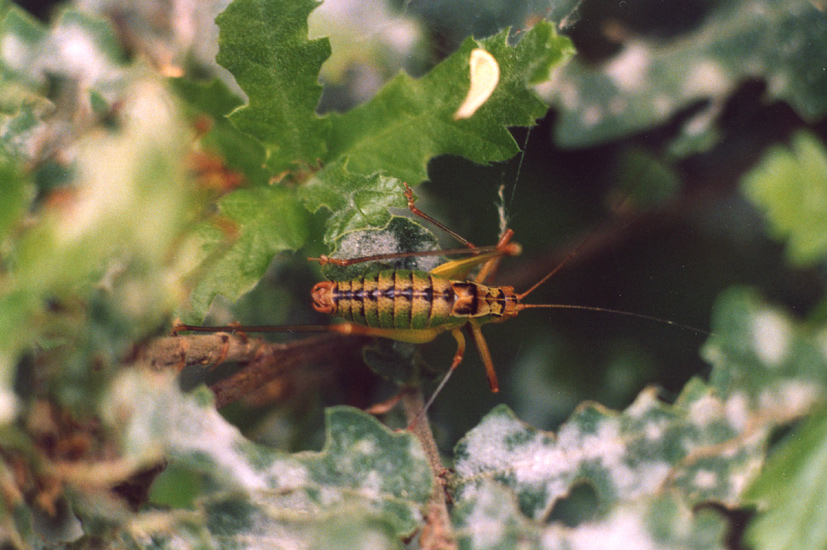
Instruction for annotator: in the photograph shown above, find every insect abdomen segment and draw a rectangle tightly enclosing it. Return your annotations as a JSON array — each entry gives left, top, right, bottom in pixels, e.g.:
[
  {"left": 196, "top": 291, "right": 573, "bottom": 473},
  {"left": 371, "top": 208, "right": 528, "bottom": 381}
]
[{"left": 317, "top": 270, "right": 455, "bottom": 329}]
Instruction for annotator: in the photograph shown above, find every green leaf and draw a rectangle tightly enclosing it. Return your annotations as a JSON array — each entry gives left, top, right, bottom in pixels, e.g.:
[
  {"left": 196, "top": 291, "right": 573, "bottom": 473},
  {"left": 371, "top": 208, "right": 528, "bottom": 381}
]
[
  {"left": 324, "top": 22, "right": 573, "bottom": 183},
  {"left": 745, "top": 405, "right": 827, "bottom": 550},
  {"left": 148, "top": 462, "right": 203, "bottom": 509},
  {"left": 171, "top": 77, "right": 270, "bottom": 187},
  {"left": 549, "top": 0, "right": 827, "bottom": 149},
  {"left": 299, "top": 163, "right": 409, "bottom": 245},
  {"left": 0, "top": 148, "right": 27, "bottom": 242},
  {"left": 104, "top": 371, "right": 433, "bottom": 547},
  {"left": 186, "top": 185, "right": 309, "bottom": 321},
  {"left": 216, "top": 0, "right": 331, "bottom": 174},
  {"left": 740, "top": 132, "right": 827, "bottom": 266}
]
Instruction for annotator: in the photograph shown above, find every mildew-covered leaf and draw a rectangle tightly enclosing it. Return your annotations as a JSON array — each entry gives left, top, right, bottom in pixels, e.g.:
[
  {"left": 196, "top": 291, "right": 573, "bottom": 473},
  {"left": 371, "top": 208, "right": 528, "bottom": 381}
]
[
  {"left": 454, "top": 286, "right": 827, "bottom": 546},
  {"left": 703, "top": 286, "right": 827, "bottom": 412},
  {"left": 104, "top": 370, "right": 433, "bottom": 548},
  {"left": 453, "top": 380, "right": 766, "bottom": 523},
  {"left": 548, "top": 0, "right": 827, "bottom": 149},
  {"left": 740, "top": 132, "right": 827, "bottom": 267},
  {"left": 452, "top": 481, "right": 727, "bottom": 550},
  {"left": 0, "top": 6, "right": 125, "bottom": 106},
  {"left": 319, "top": 217, "right": 442, "bottom": 282}
]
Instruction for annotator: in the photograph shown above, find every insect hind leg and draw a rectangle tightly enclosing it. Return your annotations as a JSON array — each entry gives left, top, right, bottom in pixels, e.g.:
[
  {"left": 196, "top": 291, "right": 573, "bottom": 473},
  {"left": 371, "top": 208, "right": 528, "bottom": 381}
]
[{"left": 403, "top": 183, "right": 476, "bottom": 250}]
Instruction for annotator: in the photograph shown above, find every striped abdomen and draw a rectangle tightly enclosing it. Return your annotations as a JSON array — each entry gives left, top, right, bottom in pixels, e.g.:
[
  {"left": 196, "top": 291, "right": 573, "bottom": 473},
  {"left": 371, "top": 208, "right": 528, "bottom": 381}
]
[{"left": 311, "top": 269, "right": 519, "bottom": 329}]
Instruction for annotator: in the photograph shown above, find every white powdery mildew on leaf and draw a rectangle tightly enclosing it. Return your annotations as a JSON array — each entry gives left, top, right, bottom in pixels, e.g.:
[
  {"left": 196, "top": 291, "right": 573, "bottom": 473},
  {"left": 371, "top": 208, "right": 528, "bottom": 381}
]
[
  {"left": 48, "top": 23, "right": 116, "bottom": 83},
  {"left": 604, "top": 42, "right": 651, "bottom": 93},
  {"left": 687, "top": 392, "right": 726, "bottom": 427},
  {"left": 455, "top": 482, "right": 728, "bottom": 550},
  {"left": 107, "top": 370, "right": 269, "bottom": 490},
  {"left": 455, "top": 405, "right": 678, "bottom": 518},
  {"left": 562, "top": 507, "right": 657, "bottom": 550},
  {"left": 581, "top": 104, "right": 603, "bottom": 127},
  {"left": 625, "top": 387, "right": 660, "bottom": 418},
  {"left": 462, "top": 481, "right": 510, "bottom": 549},
  {"left": 693, "top": 469, "right": 718, "bottom": 490},
  {"left": 751, "top": 309, "right": 792, "bottom": 367},
  {"left": 1, "top": 33, "right": 29, "bottom": 73},
  {"left": 724, "top": 391, "right": 750, "bottom": 432},
  {"left": 265, "top": 460, "right": 310, "bottom": 492},
  {"left": 757, "top": 380, "right": 821, "bottom": 419},
  {"left": 685, "top": 60, "right": 730, "bottom": 97}
]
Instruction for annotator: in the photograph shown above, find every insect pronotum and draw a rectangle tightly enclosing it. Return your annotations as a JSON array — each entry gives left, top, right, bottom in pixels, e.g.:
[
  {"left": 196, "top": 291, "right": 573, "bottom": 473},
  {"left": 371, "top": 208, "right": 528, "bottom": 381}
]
[{"left": 178, "top": 183, "right": 706, "bottom": 425}]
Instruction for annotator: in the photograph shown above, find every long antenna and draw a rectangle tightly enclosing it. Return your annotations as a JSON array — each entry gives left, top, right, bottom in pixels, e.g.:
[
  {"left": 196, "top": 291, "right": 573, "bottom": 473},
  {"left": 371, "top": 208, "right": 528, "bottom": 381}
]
[
  {"left": 517, "top": 303, "right": 711, "bottom": 336},
  {"left": 515, "top": 237, "right": 592, "bottom": 300}
]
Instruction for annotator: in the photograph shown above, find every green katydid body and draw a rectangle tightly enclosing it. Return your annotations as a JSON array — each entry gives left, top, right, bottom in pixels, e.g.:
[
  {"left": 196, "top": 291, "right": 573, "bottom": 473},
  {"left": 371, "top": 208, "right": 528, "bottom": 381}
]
[
  {"left": 309, "top": 235, "right": 524, "bottom": 394},
  {"left": 311, "top": 269, "right": 520, "bottom": 334}
]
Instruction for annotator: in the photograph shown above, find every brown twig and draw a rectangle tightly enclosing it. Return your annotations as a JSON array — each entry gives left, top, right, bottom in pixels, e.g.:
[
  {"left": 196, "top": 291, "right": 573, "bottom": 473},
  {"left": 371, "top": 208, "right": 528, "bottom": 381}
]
[
  {"left": 140, "top": 332, "right": 369, "bottom": 409},
  {"left": 402, "top": 388, "right": 457, "bottom": 550}
]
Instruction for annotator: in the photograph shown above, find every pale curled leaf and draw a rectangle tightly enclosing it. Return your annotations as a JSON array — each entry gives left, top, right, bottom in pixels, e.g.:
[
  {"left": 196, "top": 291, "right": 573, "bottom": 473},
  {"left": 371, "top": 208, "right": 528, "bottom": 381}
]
[{"left": 454, "top": 49, "right": 500, "bottom": 120}]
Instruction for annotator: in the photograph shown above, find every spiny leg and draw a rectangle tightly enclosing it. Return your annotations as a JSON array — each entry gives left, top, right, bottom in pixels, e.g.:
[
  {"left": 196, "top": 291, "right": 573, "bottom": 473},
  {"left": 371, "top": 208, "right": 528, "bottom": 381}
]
[
  {"left": 408, "top": 327, "right": 467, "bottom": 430},
  {"left": 468, "top": 322, "right": 499, "bottom": 392},
  {"left": 403, "top": 182, "right": 476, "bottom": 249}
]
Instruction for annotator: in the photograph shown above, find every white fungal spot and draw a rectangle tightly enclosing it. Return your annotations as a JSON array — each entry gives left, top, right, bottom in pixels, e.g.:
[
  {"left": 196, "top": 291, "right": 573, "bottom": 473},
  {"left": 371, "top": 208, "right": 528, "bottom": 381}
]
[
  {"left": 454, "top": 48, "right": 500, "bottom": 120},
  {"left": 565, "top": 506, "right": 658, "bottom": 550},
  {"left": 582, "top": 104, "right": 603, "bottom": 127},
  {"left": 752, "top": 310, "right": 791, "bottom": 367},
  {"left": 604, "top": 42, "right": 651, "bottom": 92},
  {"left": 687, "top": 393, "right": 723, "bottom": 427},
  {"left": 0, "top": 386, "right": 17, "bottom": 424},
  {"left": 653, "top": 94, "right": 672, "bottom": 117},
  {"left": 694, "top": 469, "right": 717, "bottom": 490},
  {"left": 685, "top": 60, "right": 730, "bottom": 97},
  {"left": 724, "top": 392, "right": 750, "bottom": 432},
  {"left": 1, "top": 34, "right": 28, "bottom": 73}
]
